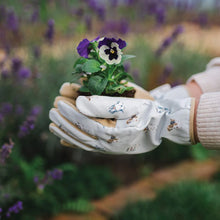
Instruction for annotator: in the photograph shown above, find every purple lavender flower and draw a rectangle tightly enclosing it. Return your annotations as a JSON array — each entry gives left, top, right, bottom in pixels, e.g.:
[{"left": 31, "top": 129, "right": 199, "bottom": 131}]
[
  {"left": 111, "top": 0, "right": 118, "bottom": 7},
  {"left": 102, "top": 20, "right": 129, "bottom": 35},
  {"left": 0, "top": 207, "right": 2, "bottom": 212},
  {"left": 132, "top": 69, "right": 140, "bottom": 82},
  {"left": 73, "top": 7, "right": 84, "bottom": 17},
  {"left": 11, "top": 57, "right": 22, "bottom": 73},
  {"left": 18, "top": 117, "right": 35, "bottom": 137},
  {"left": 33, "top": 176, "right": 39, "bottom": 184},
  {"left": 18, "top": 106, "right": 41, "bottom": 137},
  {"left": 30, "top": 106, "right": 42, "bottom": 116},
  {"left": 0, "top": 5, "right": 6, "bottom": 21},
  {"left": 155, "top": 25, "right": 184, "bottom": 57},
  {"left": 87, "top": 0, "right": 106, "bottom": 19},
  {"left": 0, "top": 103, "right": 13, "bottom": 115},
  {"left": 77, "top": 36, "right": 100, "bottom": 58},
  {"left": 45, "top": 19, "right": 55, "bottom": 44},
  {"left": 6, "top": 10, "right": 19, "bottom": 32},
  {"left": 146, "top": 1, "right": 158, "bottom": 14},
  {"left": 171, "top": 79, "right": 184, "bottom": 87},
  {"left": 31, "top": 9, "right": 39, "bottom": 23},
  {"left": 6, "top": 201, "right": 23, "bottom": 217},
  {"left": 84, "top": 15, "right": 92, "bottom": 31},
  {"left": 119, "top": 20, "right": 129, "bottom": 35},
  {"left": 155, "top": 7, "right": 166, "bottom": 25},
  {"left": 50, "top": 168, "right": 63, "bottom": 180},
  {"left": 34, "top": 168, "right": 63, "bottom": 190},
  {"left": 0, "top": 102, "right": 13, "bottom": 123},
  {"left": 3, "top": 193, "right": 10, "bottom": 199},
  {"left": 172, "top": 25, "right": 184, "bottom": 38},
  {"left": 18, "top": 67, "right": 31, "bottom": 79},
  {"left": 1, "top": 69, "right": 9, "bottom": 78},
  {"left": 15, "top": 105, "right": 24, "bottom": 116},
  {"left": 124, "top": 61, "right": 130, "bottom": 72},
  {"left": 96, "top": 6, "right": 105, "bottom": 20},
  {"left": 125, "top": 0, "right": 135, "bottom": 6},
  {"left": 33, "top": 46, "right": 41, "bottom": 59},
  {"left": 197, "top": 13, "right": 208, "bottom": 28},
  {"left": 0, "top": 139, "right": 14, "bottom": 165},
  {"left": 159, "top": 64, "right": 173, "bottom": 84}
]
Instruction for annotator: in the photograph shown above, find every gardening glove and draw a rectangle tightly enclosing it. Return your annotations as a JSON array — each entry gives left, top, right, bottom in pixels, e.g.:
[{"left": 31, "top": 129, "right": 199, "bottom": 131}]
[
  {"left": 150, "top": 84, "right": 190, "bottom": 100},
  {"left": 152, "top": 57, "right": 220, "bottom": 100},
  {"left": 49, "top": 81, "right": 153, "bottom": 152},
  {"left": 50, "top": 90, "right": 196, "bottom": 154}
]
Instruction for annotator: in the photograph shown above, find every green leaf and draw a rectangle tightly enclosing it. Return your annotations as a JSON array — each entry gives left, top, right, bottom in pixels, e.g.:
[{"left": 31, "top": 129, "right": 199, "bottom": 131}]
[
  {"left": 71, "top": 73, "right": 82, "bottom": 82},
  {"left": 79, "top": 86, "right": 90, "bottom": 93},
  {"left": 115, "top": 72, "right": 133, "bottom": 82},
  {"left": 106, "top": 84, "right": 133, "bottom": 94},
  {"left": 121, "top": 55, "right": 136, "bottom": 62},
  {"left": 72, "top": 64, "right": 84, "bottom": 74},
  {"left": 88, "top": 75, "right": 108, "bottom": 95},
  {"left": 73, "top": 57, "right": 87, "bottom": 68},
  {"left": 82, "top": 59, "right": 101, "bottom": 73}
]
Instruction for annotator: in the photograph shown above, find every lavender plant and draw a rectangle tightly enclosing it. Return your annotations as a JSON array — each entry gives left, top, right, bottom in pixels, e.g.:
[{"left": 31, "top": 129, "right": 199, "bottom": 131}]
[{"left": 73, "top": 37, "right": 135, "bottom": 96}]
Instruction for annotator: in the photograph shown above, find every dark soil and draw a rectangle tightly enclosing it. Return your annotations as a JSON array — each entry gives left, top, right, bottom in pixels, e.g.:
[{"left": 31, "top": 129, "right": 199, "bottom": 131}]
[{"left": 78, "top": 89, "right": 136, "bottom": 98}]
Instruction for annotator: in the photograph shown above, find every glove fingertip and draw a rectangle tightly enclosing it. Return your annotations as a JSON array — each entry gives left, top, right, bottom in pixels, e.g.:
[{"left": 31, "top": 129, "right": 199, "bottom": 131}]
[{"left": 76, "top": 96, "right": 92, "bottom": 115}]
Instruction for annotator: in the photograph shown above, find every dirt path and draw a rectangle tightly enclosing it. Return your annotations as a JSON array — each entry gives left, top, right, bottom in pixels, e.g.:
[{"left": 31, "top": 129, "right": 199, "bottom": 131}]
[{"left": 49, "top": 158, "right": 219, "bottom": 220}]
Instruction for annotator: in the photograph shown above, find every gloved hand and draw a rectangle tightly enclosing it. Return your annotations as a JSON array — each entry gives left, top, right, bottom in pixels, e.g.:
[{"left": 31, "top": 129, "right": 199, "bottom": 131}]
[
  {"left": 149, "top": 84, "right": 190, "bottom": 100},
  {"left": 152, "top": 57, "right": 220, "bottom": 100},
  {"left": 49, "top": 81, "right": 153, "bottom": 152},
  {"left": 50, "top": 89, "right": 196, "bottom": 154}
]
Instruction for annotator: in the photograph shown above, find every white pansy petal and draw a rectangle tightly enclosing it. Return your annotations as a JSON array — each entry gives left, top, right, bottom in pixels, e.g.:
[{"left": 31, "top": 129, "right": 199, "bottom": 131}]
[
  {"left": 99, "top": 45, "right": 109, "bottom": 62},
  {"left": 111, "top": 42, "right": 120, "bottom": 50},
  {"left": 114, "top": 54, "right": 122, "bottom": 64}
]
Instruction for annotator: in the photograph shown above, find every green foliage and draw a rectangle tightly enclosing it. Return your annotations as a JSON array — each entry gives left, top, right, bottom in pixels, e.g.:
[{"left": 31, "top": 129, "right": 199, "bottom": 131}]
[
  {"left": 164, "top": 46, "right": 211, "bottom": 81},
  {"left": 87, "top": 75, "right": 108, "bottom": 95},
  {"left": 62, "top": 199, "right": 93, "bottom": 213},
  {"left": 82, "top": 59, "right": 102, "bottom": 73},
  {"left": 112, "top": 181, "right": 220, "bottom": 220},
  {"left": 190, "top": 143, "right": 212, "bottom": 161},
  {"left": 1, "top": 149, "right": 118, "bottom": 220}
]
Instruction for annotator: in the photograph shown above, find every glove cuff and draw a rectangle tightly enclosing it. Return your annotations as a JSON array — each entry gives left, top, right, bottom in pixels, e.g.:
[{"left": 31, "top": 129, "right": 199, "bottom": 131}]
[
  {"left": 160, "top": 98, "right": 195, "bottom": 145},
  {"left": 189, "top": 98, "right": 197, "bottom": 144}
]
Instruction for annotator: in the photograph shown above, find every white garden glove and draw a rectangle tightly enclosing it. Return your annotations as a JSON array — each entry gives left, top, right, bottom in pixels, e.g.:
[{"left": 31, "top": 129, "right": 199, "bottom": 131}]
[
  {"left": 49, "top": 81, "right": 153, "bottom": 152},
  {"left": 149, "top": 84, "right": 190, "bottom": 100},
  {"left": 50, "top": 93, "right": 196, "bottom": 154}
]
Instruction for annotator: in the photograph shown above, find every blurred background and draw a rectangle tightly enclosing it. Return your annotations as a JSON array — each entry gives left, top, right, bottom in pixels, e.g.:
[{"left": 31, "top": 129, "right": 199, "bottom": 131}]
[{"left": 0, "top": 0, "right": 220, "bottom": 219}]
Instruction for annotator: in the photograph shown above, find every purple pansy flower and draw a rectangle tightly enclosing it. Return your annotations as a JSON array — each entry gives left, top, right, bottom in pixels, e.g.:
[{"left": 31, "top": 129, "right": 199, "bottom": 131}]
[
  {"left": 77, "top": 36, "right": 100, "bottom": 58},
  {"left": 98, "top": 37, "right": 126, "bottom": 65}
]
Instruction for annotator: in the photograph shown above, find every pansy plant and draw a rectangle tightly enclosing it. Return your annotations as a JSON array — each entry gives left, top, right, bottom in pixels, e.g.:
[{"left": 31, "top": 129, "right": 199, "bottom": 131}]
[{"left": 73, "top": 37, "right": 136, "bottom": 95}]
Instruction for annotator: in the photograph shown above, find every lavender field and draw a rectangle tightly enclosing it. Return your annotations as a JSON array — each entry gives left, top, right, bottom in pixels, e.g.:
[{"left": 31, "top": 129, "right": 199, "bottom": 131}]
[{"left": 0, "top": 1, "right": 220, "bottom": 219}]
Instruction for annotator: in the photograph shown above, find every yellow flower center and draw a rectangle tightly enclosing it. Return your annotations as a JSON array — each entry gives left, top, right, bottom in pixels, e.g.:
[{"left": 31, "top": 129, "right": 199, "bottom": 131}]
[{"left": 110, "top": 49, "right": 115, "bottom": 54}]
